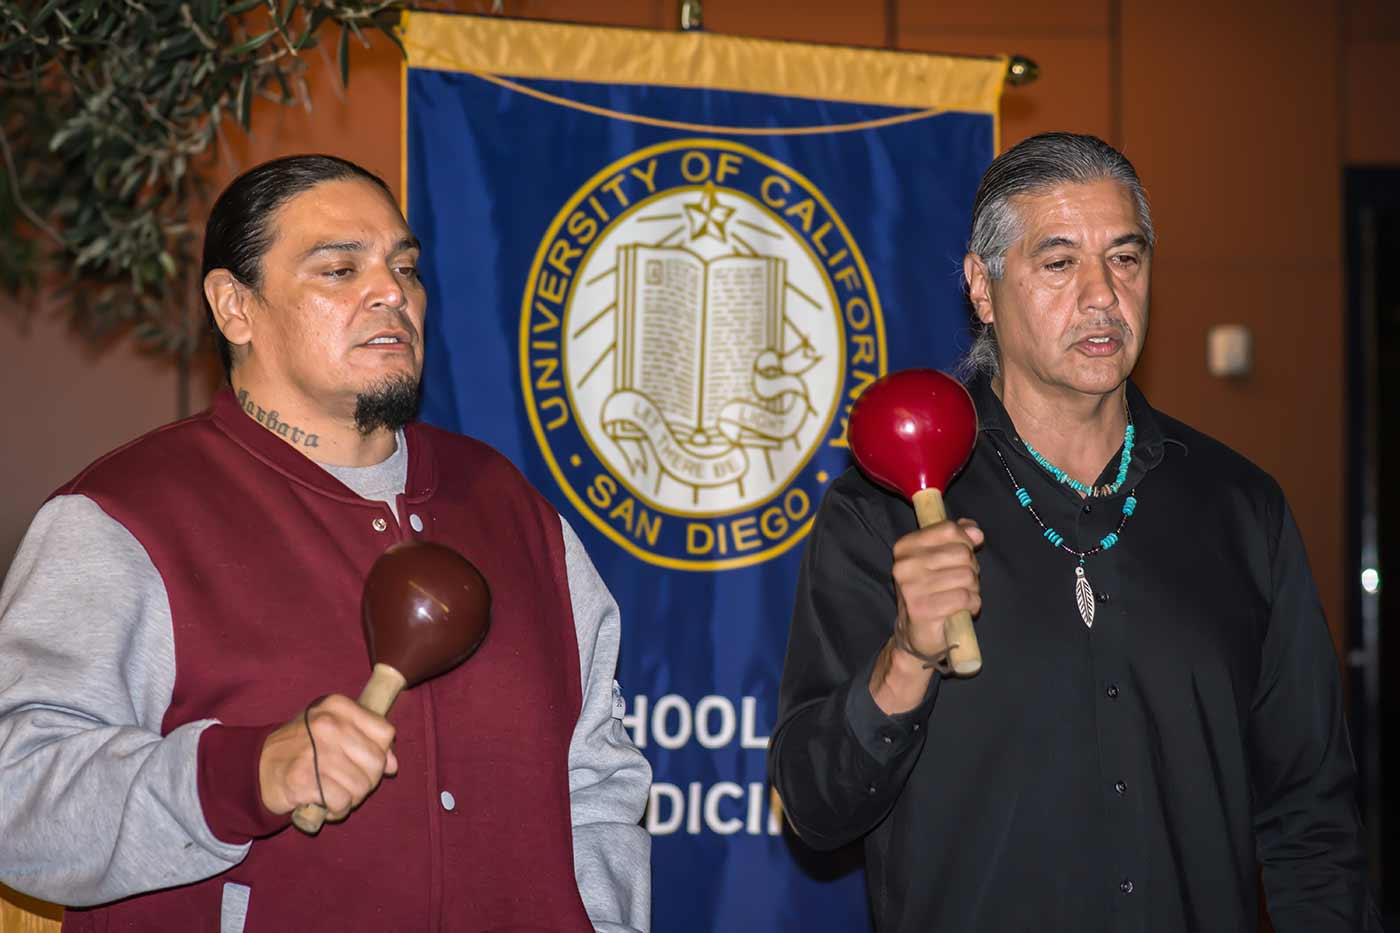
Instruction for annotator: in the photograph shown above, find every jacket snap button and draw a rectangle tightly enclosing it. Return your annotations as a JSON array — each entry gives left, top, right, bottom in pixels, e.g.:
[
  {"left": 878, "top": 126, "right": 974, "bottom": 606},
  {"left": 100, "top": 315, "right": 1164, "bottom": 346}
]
[{"left": 372, "top": 518, "right": 388, "bottom": 532}]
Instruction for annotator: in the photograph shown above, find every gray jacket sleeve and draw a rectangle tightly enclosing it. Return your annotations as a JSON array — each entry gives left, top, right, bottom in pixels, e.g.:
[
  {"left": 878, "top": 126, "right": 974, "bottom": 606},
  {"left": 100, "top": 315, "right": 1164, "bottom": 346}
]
[
  {"left": 560, "top": 517, "right": 652, "bottom": 933},
  {"left": 0, "top": 495, "right": 248, "bottom": 906}
]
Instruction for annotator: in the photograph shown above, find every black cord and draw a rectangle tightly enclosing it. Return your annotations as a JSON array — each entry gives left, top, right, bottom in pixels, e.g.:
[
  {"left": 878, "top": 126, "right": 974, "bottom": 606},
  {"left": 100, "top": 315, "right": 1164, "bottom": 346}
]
[
  {"left": 304, "top": 696, "right": 329, "bottom": 810},
  {"left": 891, "top": 624, "right": 954, "bottom": 673}
]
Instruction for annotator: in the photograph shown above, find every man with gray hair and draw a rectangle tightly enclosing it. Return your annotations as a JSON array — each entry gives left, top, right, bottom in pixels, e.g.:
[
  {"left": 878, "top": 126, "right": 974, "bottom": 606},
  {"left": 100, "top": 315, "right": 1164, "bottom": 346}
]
[{"left": 770, "top": 132, "right": 1377, "bottom": 931}]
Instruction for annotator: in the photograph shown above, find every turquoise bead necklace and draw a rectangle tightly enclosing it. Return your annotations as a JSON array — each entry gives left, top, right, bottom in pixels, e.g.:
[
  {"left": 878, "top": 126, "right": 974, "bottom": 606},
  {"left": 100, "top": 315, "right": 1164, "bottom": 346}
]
[
  {"left": 993, "top": 446, "right": 1138, "bottom": 629},
  {"left": 1020, "top": 413, "right": 1135, "bottom": 497}
]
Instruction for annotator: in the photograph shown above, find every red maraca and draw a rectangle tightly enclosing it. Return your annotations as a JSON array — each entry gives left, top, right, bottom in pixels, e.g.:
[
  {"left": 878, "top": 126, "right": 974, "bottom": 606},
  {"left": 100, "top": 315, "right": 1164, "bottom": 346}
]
[
  {"left": 847, "top": 368, "right": 982, "bottom": 676},
  {"left": 292, "top": 540, "right": 492, "bottom": 834}
]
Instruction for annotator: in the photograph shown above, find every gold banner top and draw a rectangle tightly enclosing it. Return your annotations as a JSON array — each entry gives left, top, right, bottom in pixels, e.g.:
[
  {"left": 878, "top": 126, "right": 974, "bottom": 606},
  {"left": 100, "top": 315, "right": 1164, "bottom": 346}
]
[{"left": 401, "top": 12, "right": 1006, "bottom": 116}]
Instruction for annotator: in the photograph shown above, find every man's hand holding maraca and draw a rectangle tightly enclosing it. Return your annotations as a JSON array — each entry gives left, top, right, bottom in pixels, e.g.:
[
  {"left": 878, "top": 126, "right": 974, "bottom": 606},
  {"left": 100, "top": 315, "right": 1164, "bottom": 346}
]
[
  {"left": 258, "top": 695, "right": 399, "bottom": 822},
  {"left": 869, "top": 518, "right": 985, "bottom": 715}
]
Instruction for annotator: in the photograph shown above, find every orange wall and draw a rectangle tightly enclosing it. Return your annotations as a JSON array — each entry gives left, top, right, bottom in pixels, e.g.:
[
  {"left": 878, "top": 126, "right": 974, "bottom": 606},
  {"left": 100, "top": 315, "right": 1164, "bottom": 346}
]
[
  {"left": 2, "top": 3, "right": 1398, "bottom": 926},
  {"left": 1346, "top": 3, "right": 1400, "bottom": 165}
]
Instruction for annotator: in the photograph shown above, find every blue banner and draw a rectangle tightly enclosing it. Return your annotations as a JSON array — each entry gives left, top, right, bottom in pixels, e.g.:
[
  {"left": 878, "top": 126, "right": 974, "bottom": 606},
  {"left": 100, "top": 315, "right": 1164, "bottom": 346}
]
[{"left": 403, "top": 14, "right": 1003, "bottom": 931}]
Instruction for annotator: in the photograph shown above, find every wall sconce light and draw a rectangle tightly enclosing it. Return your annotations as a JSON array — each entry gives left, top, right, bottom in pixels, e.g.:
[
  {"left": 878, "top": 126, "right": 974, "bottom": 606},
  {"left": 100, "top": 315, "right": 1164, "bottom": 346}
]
[{"left": 1206, "top": 324, "right": 1253, "bottom": 379}]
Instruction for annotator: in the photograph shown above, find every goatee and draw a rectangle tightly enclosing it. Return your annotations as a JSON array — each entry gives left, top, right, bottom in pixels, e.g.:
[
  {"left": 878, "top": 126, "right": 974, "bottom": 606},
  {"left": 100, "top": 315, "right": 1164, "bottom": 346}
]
[{"left": 354, "top": 376, "right": 421, "bottom": 435}]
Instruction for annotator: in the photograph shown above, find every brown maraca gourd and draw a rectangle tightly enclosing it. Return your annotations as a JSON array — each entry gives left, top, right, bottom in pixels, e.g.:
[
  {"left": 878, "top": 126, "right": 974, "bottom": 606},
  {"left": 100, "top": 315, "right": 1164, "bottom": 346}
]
[
  {"left": 847, "top": 368, "right": 982, "bottom": 676},
  {"left": 292, "top": 540, "right": 492, "bottom": 834}
]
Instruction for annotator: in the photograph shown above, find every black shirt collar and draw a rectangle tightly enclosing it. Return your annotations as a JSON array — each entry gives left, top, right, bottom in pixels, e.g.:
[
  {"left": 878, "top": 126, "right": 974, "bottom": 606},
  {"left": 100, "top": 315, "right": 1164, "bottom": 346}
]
[{"left": 963, "top": 371, "right": 1185, "bottom": 474}]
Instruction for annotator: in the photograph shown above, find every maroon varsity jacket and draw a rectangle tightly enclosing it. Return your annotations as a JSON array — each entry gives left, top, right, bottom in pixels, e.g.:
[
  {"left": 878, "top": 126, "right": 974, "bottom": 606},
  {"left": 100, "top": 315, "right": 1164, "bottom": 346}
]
[{"left": 57, "top": 388, "right": 593, "bottom": 932}]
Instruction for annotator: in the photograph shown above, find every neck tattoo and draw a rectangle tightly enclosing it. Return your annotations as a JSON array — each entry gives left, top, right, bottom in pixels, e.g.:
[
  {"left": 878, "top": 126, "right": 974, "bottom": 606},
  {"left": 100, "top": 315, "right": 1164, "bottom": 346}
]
[
  {"left": 994, "top": 446, "right": 1138, "bottom": 629},
  {"left": 236, "top": 389, "right": 320, "bottom": 448}
]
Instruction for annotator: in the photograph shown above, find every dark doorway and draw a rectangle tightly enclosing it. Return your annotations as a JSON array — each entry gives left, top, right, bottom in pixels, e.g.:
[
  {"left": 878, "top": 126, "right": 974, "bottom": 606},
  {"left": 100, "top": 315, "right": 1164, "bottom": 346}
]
[{"left": 1346, "top": 167, "right": 1400, "bottom": 922}]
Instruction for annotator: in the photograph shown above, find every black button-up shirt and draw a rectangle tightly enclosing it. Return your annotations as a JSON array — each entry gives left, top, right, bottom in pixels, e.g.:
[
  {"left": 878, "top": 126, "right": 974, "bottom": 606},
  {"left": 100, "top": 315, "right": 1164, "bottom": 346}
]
[{"left": 770, "top": 375, "right": 1377, "bottom": 931}]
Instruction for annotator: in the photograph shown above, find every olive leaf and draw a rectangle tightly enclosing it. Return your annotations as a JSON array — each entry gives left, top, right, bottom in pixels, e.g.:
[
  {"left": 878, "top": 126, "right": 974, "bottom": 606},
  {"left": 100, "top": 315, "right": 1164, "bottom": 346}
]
[{"left": 0, "top": 0, "right": 413, "bottom": 378}]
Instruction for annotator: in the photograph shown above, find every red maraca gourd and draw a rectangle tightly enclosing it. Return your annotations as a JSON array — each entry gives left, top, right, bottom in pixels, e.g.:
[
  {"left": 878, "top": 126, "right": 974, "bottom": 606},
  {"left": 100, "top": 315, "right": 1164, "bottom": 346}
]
[
  {"left": 292, "top": 540, "right": 492, "bottom": 834},
  {"left": 848, "top": 368, "right": 982, "bottom": 676}
]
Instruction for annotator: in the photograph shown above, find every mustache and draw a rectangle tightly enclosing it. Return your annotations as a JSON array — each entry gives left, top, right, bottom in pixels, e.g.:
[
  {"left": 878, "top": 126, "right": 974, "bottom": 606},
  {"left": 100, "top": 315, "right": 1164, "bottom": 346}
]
[
  {"left": 1068, "top": 317, "right": 1133, "bottom": 343},
  {"left": 360, "top": 308, "right": 421, "bottom": 343}
]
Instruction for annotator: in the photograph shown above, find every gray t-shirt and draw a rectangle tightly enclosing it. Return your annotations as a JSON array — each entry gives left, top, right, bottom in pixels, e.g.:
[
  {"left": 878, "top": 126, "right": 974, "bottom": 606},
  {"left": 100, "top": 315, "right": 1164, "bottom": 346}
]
[{"left": 318, "top": 431, "right": 408, "bottom": 518}]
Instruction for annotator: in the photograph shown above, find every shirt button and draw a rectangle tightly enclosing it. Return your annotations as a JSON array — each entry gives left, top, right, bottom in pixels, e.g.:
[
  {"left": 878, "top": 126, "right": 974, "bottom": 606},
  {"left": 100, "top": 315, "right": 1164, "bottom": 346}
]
[
  {"left": 409, "top": 513, "right": 424, "bottom": 532},
  {"left": 866, "top": 784, "right": 878, "bottom": 796},
  {"left": 911, "top": 723, "right": 921, "bottom": 732},
  {"left": 1082, "top": 503, "right": 1092, "bottom": 514},
  {"left": 371, "top": 517, "right": 388, "bottom": 532},
  {"left": 1096, "top": 591, "right": 1110, "bottom": 603},
  {"left": 1114, "top": 780, "right": 1127, "bottom": 795},
  {"left": 881, "top": 735, "right": 893, "bottom": 744},
  {"left": 1106, "top": 684, "right": 1120, "bottom": 699},
  {"left": 1120, "top": 879, "right": 1134, "bottom": 894},
  {"left": 440, "top": 790, "right": 456, "bottom": 811}
]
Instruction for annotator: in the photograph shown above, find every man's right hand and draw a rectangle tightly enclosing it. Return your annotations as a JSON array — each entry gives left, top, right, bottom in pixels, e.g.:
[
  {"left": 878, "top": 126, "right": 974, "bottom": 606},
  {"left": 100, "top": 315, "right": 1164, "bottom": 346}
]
[
  {"left": 258, "top": 695, "right": 398, "bottom": 822},
  {"left": 870, "top": 518, "right": 984, "bottom": 715}
]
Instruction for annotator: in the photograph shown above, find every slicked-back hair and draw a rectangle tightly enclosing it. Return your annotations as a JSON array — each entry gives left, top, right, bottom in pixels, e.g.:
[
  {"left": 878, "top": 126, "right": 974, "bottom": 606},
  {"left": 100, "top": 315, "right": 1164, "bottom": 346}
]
[
  {"left": 958, "top": 132, "right": 1154, "bottom": 379},
  {"left": 201, "top": 154, "right": 394, "bottom": 380}
]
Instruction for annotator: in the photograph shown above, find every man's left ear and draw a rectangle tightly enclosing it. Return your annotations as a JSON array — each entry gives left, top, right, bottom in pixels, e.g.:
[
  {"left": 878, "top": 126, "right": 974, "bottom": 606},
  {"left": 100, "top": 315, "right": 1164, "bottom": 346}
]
[{"left": 963, "top": 253, "right": 994, "bottom": 326}]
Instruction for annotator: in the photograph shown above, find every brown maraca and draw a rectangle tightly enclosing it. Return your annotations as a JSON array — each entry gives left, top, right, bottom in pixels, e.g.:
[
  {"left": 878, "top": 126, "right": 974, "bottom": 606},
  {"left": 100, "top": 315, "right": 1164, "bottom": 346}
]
[
  {"left": 847, "top": 368, "right": 982, "bottom": 676},
  {"left": 292, "top": 540, "right": 492, "bottom": 834}
]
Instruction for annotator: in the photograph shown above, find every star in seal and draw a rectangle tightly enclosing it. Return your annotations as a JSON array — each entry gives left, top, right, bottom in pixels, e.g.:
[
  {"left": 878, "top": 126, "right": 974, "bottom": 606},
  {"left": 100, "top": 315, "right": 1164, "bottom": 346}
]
[{"left": 684, "top": 184, "right": 734, "bottom": 242}]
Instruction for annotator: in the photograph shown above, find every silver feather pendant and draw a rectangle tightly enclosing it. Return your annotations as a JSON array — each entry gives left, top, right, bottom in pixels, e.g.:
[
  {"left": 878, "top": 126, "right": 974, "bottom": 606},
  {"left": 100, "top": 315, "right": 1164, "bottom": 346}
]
[{"left": 1074, "top": 565, "right": 1095, "bottom": 629}]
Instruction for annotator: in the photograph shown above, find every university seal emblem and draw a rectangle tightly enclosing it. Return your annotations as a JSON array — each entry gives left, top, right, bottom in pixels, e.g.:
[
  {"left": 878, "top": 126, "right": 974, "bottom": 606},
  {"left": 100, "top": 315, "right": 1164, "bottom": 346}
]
[{"left": 521, "top": 139, "right": 885, "bottom": 570}]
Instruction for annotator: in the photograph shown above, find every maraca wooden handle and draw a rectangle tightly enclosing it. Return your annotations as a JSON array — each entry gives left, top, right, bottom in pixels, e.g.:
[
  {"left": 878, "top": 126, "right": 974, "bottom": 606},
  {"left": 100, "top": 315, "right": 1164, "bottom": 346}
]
[
  {"left": 356, "top": 663, "right": 409, "bottom": 717},
  {"left": 911, "top": 488, "right": 983, "bottom": 677},
  {"left": 291, "top": 664, "right": 408, "bottom": 835}
]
